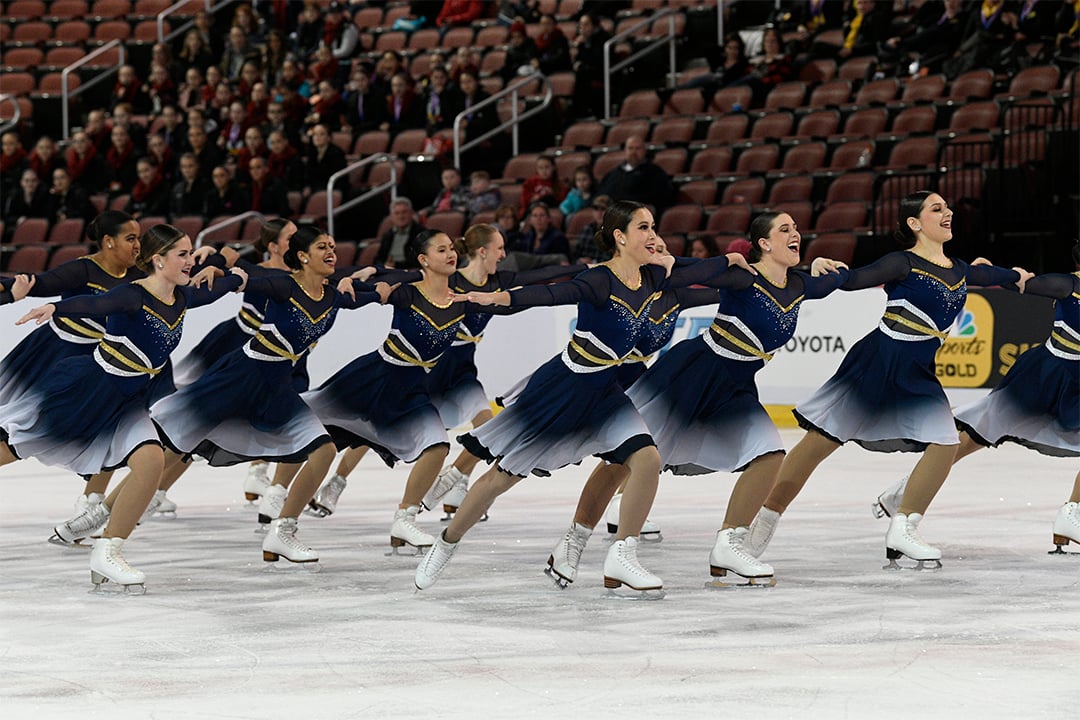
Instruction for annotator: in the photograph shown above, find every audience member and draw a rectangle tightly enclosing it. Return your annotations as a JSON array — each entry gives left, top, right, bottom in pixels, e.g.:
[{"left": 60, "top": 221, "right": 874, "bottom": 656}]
[
  {"left": 596, "top": 136, "right": 675, "bottom": 210},
  {"left": 307, "top": 81, "right": 348, "bottom": 132},
  {"left": 111, "top": 65, "right": 149, "bottom": 114},
  {"left": 187, "top": 123, "right": 224, "bottom": 182},
  {"left": 733, "top": 27, "right": 796, "bottom": 105},
  {"left": 344, "top": 64, "right": 388, "bottom": 141},
  {"left": 520, "top": 154, "right": 566, "bottom": 216},
  {"left": 467, "top": 171, "right": 502, "bottom": 218},
  {"left": 689, "top": 235, "right": 720, "bottom": 259},
  {"left": 302, "top": 123, "right": 347, "bottom": 196},
  {"left": 324, "top": 2, "right": 360, "bottom": 60},
  {"left": 63, "top": 131, "right": 105, "bottom": 194},
  {"left": 381, "top": 72, "right": 424, "bottom": 137},
  {"left": 494, "top": 203, "right": 525, "bottom": 251},
  {"left": 521, "top": 202, "right": 570, "bottom": 256},
  {"left": 2, "top": 169, "right": 49, "bottom": 223},
  {"left": 570, "top": 194, "right": 612, "bottom": 263},
  {"left": 178, "top": 29, "right": 215, "bottom": 74},
  {"left": 423, "top": 166, "right": 471, "bottom": 217},
  {"left": 268, "top": 131, "right": 306, "bottom": 191},
  {"left": 156, "top": 105, "right": 188, "bottom": 154},
  {"left": 569, "top": 12, "right": 611, "bottom": 119},
  {"left": 235, "top": 126, "right": 268, "bottom": 182},
  {"left": 125, "top": 157, "right": 170, "bottom": 219},
  {"left": 1, "top": 131, "right": 28, "bottom": 199},
  {"left": 205, "top": 165, "right": 251, "bottom": 217},
  {"left": 375, "top": 197, "right": 425, "bottom": 268},
  {"left": 534, "top": 14, "right": 573, "bottom": 75},
  {"left": 169, "top": 153, "right": 209, "bottom": 218},
  {"left": 503, "top": 20, "right": 539, "bottom": 82},
  {"left": 27, "top": 136, "right": 65, "bottom": 185},
  {"left": 46, "top": 167, "right": 94, "bottom": 224},
  {"left": 559, "top": 165, "right": 596, "bottom": 216},
  {"left": 221, "top": 26, "right": 261, "bottom": 82},
  {"left": 146, "top": 133, "right": 178, "bottom": 184},
  {"left": 104, "top": 125, "right": 139, "bottom": 195},
  {"left": 423, "top": 65, "right": 464, "bottom": 134},
  {"left": 246, "top": 156, "right": 291, "bottom": 217}
]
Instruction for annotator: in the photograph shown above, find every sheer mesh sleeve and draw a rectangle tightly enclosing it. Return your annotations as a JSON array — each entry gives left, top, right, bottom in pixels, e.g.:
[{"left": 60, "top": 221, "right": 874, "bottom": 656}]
[
  {"left": 242, "top": 274, "right": 297, "bottom": 301},
  {"left": 52, "top": 284, "right": 143, "bottom": 318},
  {"left": 182, "top": 273, "right": 244, "bottom": 308},
  {"left": 504, "top": 263, "right": 588, "bottom": 287},
  {"left": 802, "top": 268, "right": 850, "bottom": 299},
  {"left": 841, "top": 252, "right": 911, "bottom": 290},
  {"left": 200, "top": 252, "right": 229, "bottom": 271},
  {"left": 672, "top": 286, "right": 723, "bottom": 309},
  {"left": 1023, "top": 273, "right": 1078, "bottom": 300},
  {"left": 964, "top": 261, "right": 1020, "bottom": 288},
  {"left": 19, "top": 259, "right": 92, "bottom": 298},
  {"left": 508, "top": 267, "right": 608, "bottom": 308},
  {"left": 666, "top": 255, "right": 734, "bottom": 288},
  {"left": 335, "top": 284, "right": 382, "bottom": 309}
]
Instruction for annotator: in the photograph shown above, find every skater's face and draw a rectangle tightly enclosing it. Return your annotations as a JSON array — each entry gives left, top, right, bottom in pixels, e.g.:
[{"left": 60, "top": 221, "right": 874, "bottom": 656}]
[
  {"left": 300, "top": 234, "right": 337, "bottom": 276},
  {"left": 155, "top": 236, "right": 195, "bottom": 284},
  {"left": 761, "top": 213, "right": 802, "bottom": 267},
  {"left": 270, "top": 221, "right": 297, "bottom": 257},
  {"left": 419, "top": 233, "right": 457, "bottom": 276},
  {"left": 103, "top": 221, "right": 142, "bottom": 268},
  {"left": 910, "top": 193, "right": 953, "bottom": 244},
  {"left": 477, "top": 234, "right": 506, "bottom": 274},
  {"left": 614, "top": 208, "right": 659, "bottom": 264}
]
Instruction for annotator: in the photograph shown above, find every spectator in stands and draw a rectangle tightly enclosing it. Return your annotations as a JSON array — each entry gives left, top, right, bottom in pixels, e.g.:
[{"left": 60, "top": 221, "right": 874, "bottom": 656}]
[
  {"left": 221, "top": 26, "right": 262, "bottom": 83},
  {"left": 520, "top": 154, "right": 566, "bottom": 216},
  {"left": 209, "top": 83, "right": 238, "bottom": 131},
  {"left": 191, "top": 9, "right": 223, "bottom": 58},
  {"left": 423, "top": 166, "right": 471, "bottom": 218},
  {"left": 219, "top": 101, "right": 251, "bottom": 157},
  {"left": 293, "top": 2, "right": 325, "bottom": 61},
  {"left": 381, "top": 73, "right": 424, "bottom": 137},
  {"left": 494, "top": 203, "right": 525, "bottom": 251},
  {"left": 309, "top": 45, "right": 340, "bottom": 86},
  {"left": 302, "top": 123, "right": 347, "bottom": 198},
  {"left": 246, "top": 156, "right": 290, "bottom": 217},
  {"left": 467, "top": 170, "right": 502, "bottom": 218},
  {"left": 187, "top": 106, "right": 218, "bottom": 146},
  {"left": 395, "top": 1, "right": 446, "bottom": 33},
  {"left": 375, "top": 197, "right": 424, "bottom": 268},
  {"left": 1012, "top": 0, "right": 1060, "bottom": 63},
  {"left": 110, "top": 103, "right": 147, "bottom": 154},
  {"left": 46, "top": 167, "right": 94, "bottom": 225},
  {"left": 498, "top": 0, "right": 540, "bottom": 25},
  {"left": 178, "top": 67, "right": 207, "bottom": 112},
  {"left": 275, "top": 59, "right": 313, "bottom": 121},
  {"left": 733, "top": 27, "right": 796, "bottom": 106},
  {"left": 1055, "top": 0, "right": 1080, "bottom": 68},
  {"left": 263, "top": 29, "right": 289, "bottom": 86},
  {"left": 125, "top": 157, "right": 170, "bottom": 220},
  {"left": 145, "top": 63, "right": 178, "bottom": 119},
  {"left": 246, "top": 81, "right": 271, "bottom": 128},
  {"left": 344, "top": 63, "right": 387, "bottom": 142},
  {"left": 570, "top": 194, "right": 612, "bottom": 264},
  {"left": 435, "top": 0, "right": 485, "bottom": 37},
  {"left": 776, "top": 0, "right": 846, "bottom": 55},
  {"left": 232, "top": 2, "right": 265, "bottom": 47},
  {"left": 882, "top": 0, "right": 968, "bottom": 76},
  {"left": 268, "top": 130, "right": 305, "bottom": 191},
  {"left": 157, "top": 105, "right": 188, "bottom": 155},
  {"left": 372, "top": 51, "right": 405, "bottom": 97},
  {"left": 169, "top": 153, "right": 209, "bottom": 219},
  {"left": 559, "top": 164, "right": 596, "bottom": 216},
  {"left": 104, "top": 126, "right": 139, "bottom": 196},
  {"left": 535, "top": 13, "right": 573, "bottom": 75},
  {"left": 206, "top": 165, "right": 251, "bottom": 218},
  {"left": 423, "top": 65, "right": 464, "bottom": 134},
  {"left": 264, "top": 102, "right": 303, "bottom": 148},
  {"left": 1, "top": 131, "right": 27, "bottom": 200},
  {"left": 187, "top": 123, "right": 224, "bottom": 182},
  {"left": 813, "top": 0, "right": 891, "bottom": 62},
  {"left": 64, "top": 131, "right": 105, "bottom": 194},
  {"left": 3, "top": 169, "right": 49, "bottom": 224},
  {"left": 689, "top": 235, "right": 720, "bottom": 259},
  {"left": 596, "top": 135, "right": 675, "bottom": 210},
  {"left": 111, "top": 65, "right": 149, "bottom": 115},
  {"left": 944, "top": 0, "right": 1018, "bottom": 78},
  {"left": 676, "top": 33, "right": 750, "bottom": 104},
  {"left": 521, "top": 202, "right": 570, "bottom": 256},
  {"left": 238, "top": 61, "right": 265, "bottom": 101},
  {"left": 235, "top": 126, "right": 268, "bottom": 182},
  {"left": 178, "top": 30, "right": 215, "bottom": 76},
  {"left": 307, "top": 81, "right": 348, "bottom": 133},
  {"left": 28, "top": 137, "right": 64, "bottom": 185},
  {"left": 84, "top": 109, "right": 111, "bottom": 155},
  {"left": 503, "top": 21, "right": 539, "bottom": 82},
  {"left": 569, "top": 12, "right": 611, "bottom": 120},
  {"left": 146, "top": 133, "right": 178, "bottom": 184},
  {"left": 152, "top": 42, "right": 184, "bottom": 86},
  {"left": 324, "top": 2, "right": 360, "bottom": 60},
  {"left": 447, "top": 46, "right": 481, "bottom": 84},
  {"left": 456, "top": 70, "right": 501, "bottom": 173}
]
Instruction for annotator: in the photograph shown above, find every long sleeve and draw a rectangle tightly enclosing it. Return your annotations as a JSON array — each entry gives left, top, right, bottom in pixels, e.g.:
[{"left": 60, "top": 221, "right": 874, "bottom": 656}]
[
  {"left": 672, "top": 286, "right": 723, "bottom": 309},
  {"left": 2, "top": 260, "right": 90, "bottom": 302},
  {"left": 802, "top": 268, "right": 851, "bottom": 299},
  {"left": 841, "top": 252, "right": 911, "bottom": 290},
  {"left": 336, "top": 283, "right": 382, "bottom": 309},
  {"left": 181, "top": 273, "right": 243, "bottom": 308},
  {"left": 242, "top": 274, "right": 298, "bottom": 302},
  {"left": 666, "top": 255, "right": 742, "bottom": 288},
  {"left": 504, "top": 263, "right": 588, "bottom": 287},
  {"left": 507, "top": 267, "right": 608, "bottom": 308},
  {"left": 52, "top": 284, "right": 144, "bottom": 318},
  {"left": 1023, "top": 273, "right": 1079, "bottom": 301},
  {"left": 965, "top": 262, "right": 1021, "bottom": 289}
]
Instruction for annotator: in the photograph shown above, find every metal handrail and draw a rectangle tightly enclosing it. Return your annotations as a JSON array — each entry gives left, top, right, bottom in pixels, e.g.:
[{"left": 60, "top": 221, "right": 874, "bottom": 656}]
[
  {"left": 61, "top": 40, "right": 126, "bottom": 139},
  {"left": 195, "top": 210, "right": 264, "bottom": 247},
  {"left": 602, "top": 7, "right": 678, "bottom": 120},
  {"left": 0, "top": 94, "right": 21, "bottom": 135},
  {"left": 452, "top": 74, "right": 553, "bottom": 170},
  {"left": 326, "top": 152, "right": 398, "bottom": 239}
]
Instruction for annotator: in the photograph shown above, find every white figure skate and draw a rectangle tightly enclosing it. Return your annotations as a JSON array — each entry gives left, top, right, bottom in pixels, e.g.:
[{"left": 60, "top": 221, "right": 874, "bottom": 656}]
[
  {"left": 706, "top": 527, "right": 776, "bottom": 588},
  {"left": 884, "top": 512, "right": 943, "bottom": 570},
  {"left": 389, "top": 506, "right": 435, "bottom": 556},
  {"left": 1050, "top": 501, "right": 1080, "bottom": 555},
  {"left": 872, "top": 474, "right": 909, "bottom": 519},
  {"left": 545, "top": 523, "right": 592, "bottom": 588},
  {"left": 50, "top": 493, "right": 109, "bottom": 548},
  {"left": 262, "top": 517, "right": 319, "bottom": 566},
  {"left": 603, "top": 493, "right": 661, "bottom": 541},
  {"left": 414, "top": 533, "right": 458, "bottom": 590},
  {"left": 603, "top": 537, "right": 664, "bottom": 599},
  {"left": 256, "top": 483, "right": 287, "bottom": 530},
  {"left": 90, "top": 537, "right": 146, "bottom": 594},
  {"left": 244, "top": 462, "right": 271, "bottom": 503},
  {"left": 307, "top": 473, "right": 347, "bottom": 518}
]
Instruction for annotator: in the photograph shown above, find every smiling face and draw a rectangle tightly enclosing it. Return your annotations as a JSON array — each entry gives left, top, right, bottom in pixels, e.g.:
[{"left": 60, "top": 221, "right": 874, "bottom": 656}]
[
  {"left": 156, "top": 235, "right": 194, "bottom": 284},
  {"left": 419, "top": 233, "right": 458, "bottom": 276},
  {"left": 911, "top": 193, "right": 953, "bottom": 244},
  {"left": 759, "top": 213, "right": 802, "bottom": 267},
  {"left": 614, "top": 208, "right": 659, "bottom": 264},
  {"left": 302, "top": 233, "right": 337, "bottom": 277},
  {"left": 477, "top": 233, "right": 506, "bottom": 274}
]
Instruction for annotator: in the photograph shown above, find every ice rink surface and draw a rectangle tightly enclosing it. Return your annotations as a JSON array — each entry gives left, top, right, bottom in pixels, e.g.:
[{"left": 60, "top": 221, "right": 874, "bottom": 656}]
[{"left": 1, "top": 429, "right": 1077, "bottom": 719}]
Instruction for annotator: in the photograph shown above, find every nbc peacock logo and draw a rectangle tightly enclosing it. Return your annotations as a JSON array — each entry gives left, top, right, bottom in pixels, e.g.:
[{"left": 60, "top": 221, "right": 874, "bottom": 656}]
[
  {"left": 950, "top": 309, "right": 977, "bottom": 337},
  {"left": 936, "top": 296, "right": 993, "bottom": 387}
]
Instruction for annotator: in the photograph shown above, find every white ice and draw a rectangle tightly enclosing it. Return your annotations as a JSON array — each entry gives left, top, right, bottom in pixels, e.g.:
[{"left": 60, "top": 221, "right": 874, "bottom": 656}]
[{"left": 1, "top": 430, "right": 1077, "bottom": 719}]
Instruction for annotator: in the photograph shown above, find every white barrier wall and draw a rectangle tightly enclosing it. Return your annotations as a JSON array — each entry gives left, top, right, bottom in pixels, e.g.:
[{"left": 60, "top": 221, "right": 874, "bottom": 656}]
[{"left": 0, "top": 288, "right": 991, "bottom": 407}]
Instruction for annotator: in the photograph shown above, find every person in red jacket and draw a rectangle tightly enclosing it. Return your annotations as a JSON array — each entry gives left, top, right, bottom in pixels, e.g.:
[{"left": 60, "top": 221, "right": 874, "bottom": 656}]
[{"left": 436, "top": 0, "right": 485, "bottom": 37}]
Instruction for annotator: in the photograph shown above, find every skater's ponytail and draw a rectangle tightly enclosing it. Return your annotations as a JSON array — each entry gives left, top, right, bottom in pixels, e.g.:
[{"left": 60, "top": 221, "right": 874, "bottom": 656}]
[
  {"left": 894, "top": 190, "right": 934, "bottom": 249},
  {"left": 747, "top": 212, "right": 781, "bottom": 263},
  {"left": 283, "top": 224, "right": 328, "bottom": 270},
  {"left": 87, "top": 210, "right": 136, "bottom": 248},
  {"left": 137, "top": 224, "right": 186, "bottom": 273},
  {"left": 597, "top": 200, "right": 648, "bottom": 255},
  {"left": 255, "top": 217, "right": 294, "bottom": 255},
  {"left": 456, "top": 223, "right": 499, "bottom": 258}
]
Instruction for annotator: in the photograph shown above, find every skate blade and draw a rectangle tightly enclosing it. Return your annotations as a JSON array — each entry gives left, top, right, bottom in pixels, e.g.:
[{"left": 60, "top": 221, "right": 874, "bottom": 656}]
[
  {"left": 882, "top": 557, "right": 942, "bottom": 571},
  {"left": 1047, "top": 546, "right": 1080, "bottom": 555},
  {"left": 543, "top": 564, "right": 572, "bottom": 589},
  {"left": 253, "top": 524, "right": 269, "bottom": 535},
  {"left": 638, "top": 531, "right": 663, "bottom": 543},
  {"left": 89, "top": 575, "right": 146, "bottom": 595},
  {"left": 603, "top": 587, "right": 665, "bottom": 601},
  {"left": 48, "top": 534, "right": 94, "bottom": 549},
  {"left": 441, "top": 511, "right": 486, "bottom": 522},
  {"left": 304, "top": 505, "right": 330, "bottom": 518},
  {"left": 151, "top": 510, "right": 176, "bottom": 520},
  {"left": 870, "top": 500, "right": 890, "bottom": 519},
  {"left": 262, "top": 558, "right": 321, "bottom": 572},
  {"left": 385, "top": 544, "right": 427, "bottom": 557},
  {"left": 705, "top": 576, "right": 776, "bottom": 589}
]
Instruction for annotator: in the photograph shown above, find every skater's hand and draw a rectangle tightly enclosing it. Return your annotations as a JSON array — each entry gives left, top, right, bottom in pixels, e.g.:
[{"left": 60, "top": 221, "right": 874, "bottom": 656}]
[
  {"left": 450, "top": 290, "right": 508, "bottom": 306},
  {"left": 1012, "top": 267, "right": 1034, "bottom": 293},
  {"left": 17, "top": 302, "right": 55, "bottom": 325},
  {"left": 726, "top": 252, "right": 756, "bottom": 274},
  {"left": 374, "top": 281, "right": 399, "bottom": 303},
  {"left": 189, "top": 265, "right": 223, "bottom": 289},
  {"left": 191, "top": 245, "right": 216, "bottom": 264},
  {"left": 229, "top": 266, "right": 248, "bottom": 291},
  {"left": 11, "top": 273, "right": 35, "bottom": 301},
  {"left": 337, "top": 276, "right": 357, "bottom": 299},
  {"left": 651, "top": 253, "right": 676, "bottom": 274},
  {"left": 970, "top": 257, "right": 992, "bottom": 266},
  {"left": 810, "top": 257, "right": 848, "bottom": 276},
  {"left": 219, "top": 246, "right": 241, "bottom": 267},
  {"left": 351, "top": 266, "right": 378, "bottom": 282}
]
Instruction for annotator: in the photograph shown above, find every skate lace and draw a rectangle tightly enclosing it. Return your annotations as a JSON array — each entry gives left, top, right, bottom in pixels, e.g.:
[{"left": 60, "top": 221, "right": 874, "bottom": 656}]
[
  {"left": 562, "top": 529, "right": 589, "bottom": 566},
  {"left": 277, "top": 521, "right": 311, "bottom": 552},
  {"left": 322, "top": 475, "right": 347, "bottom": 505},
  {"left": 105, "top": 542, "right": 134, "bottom": 573},
  {"left": 617, "top": 543, "right": 651, "bottom": 578},
  {"left": 904, "top": 520, "right": 929, "bottom": 547},
  {"left": 422, "top": 540, "right": 456, "bottom": 576},
  {"left": 66, "top": 504, "right": 109, "bottom": 535},
  {"left": 728, "top": 534, "right": 764, "bottom": 566}
]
